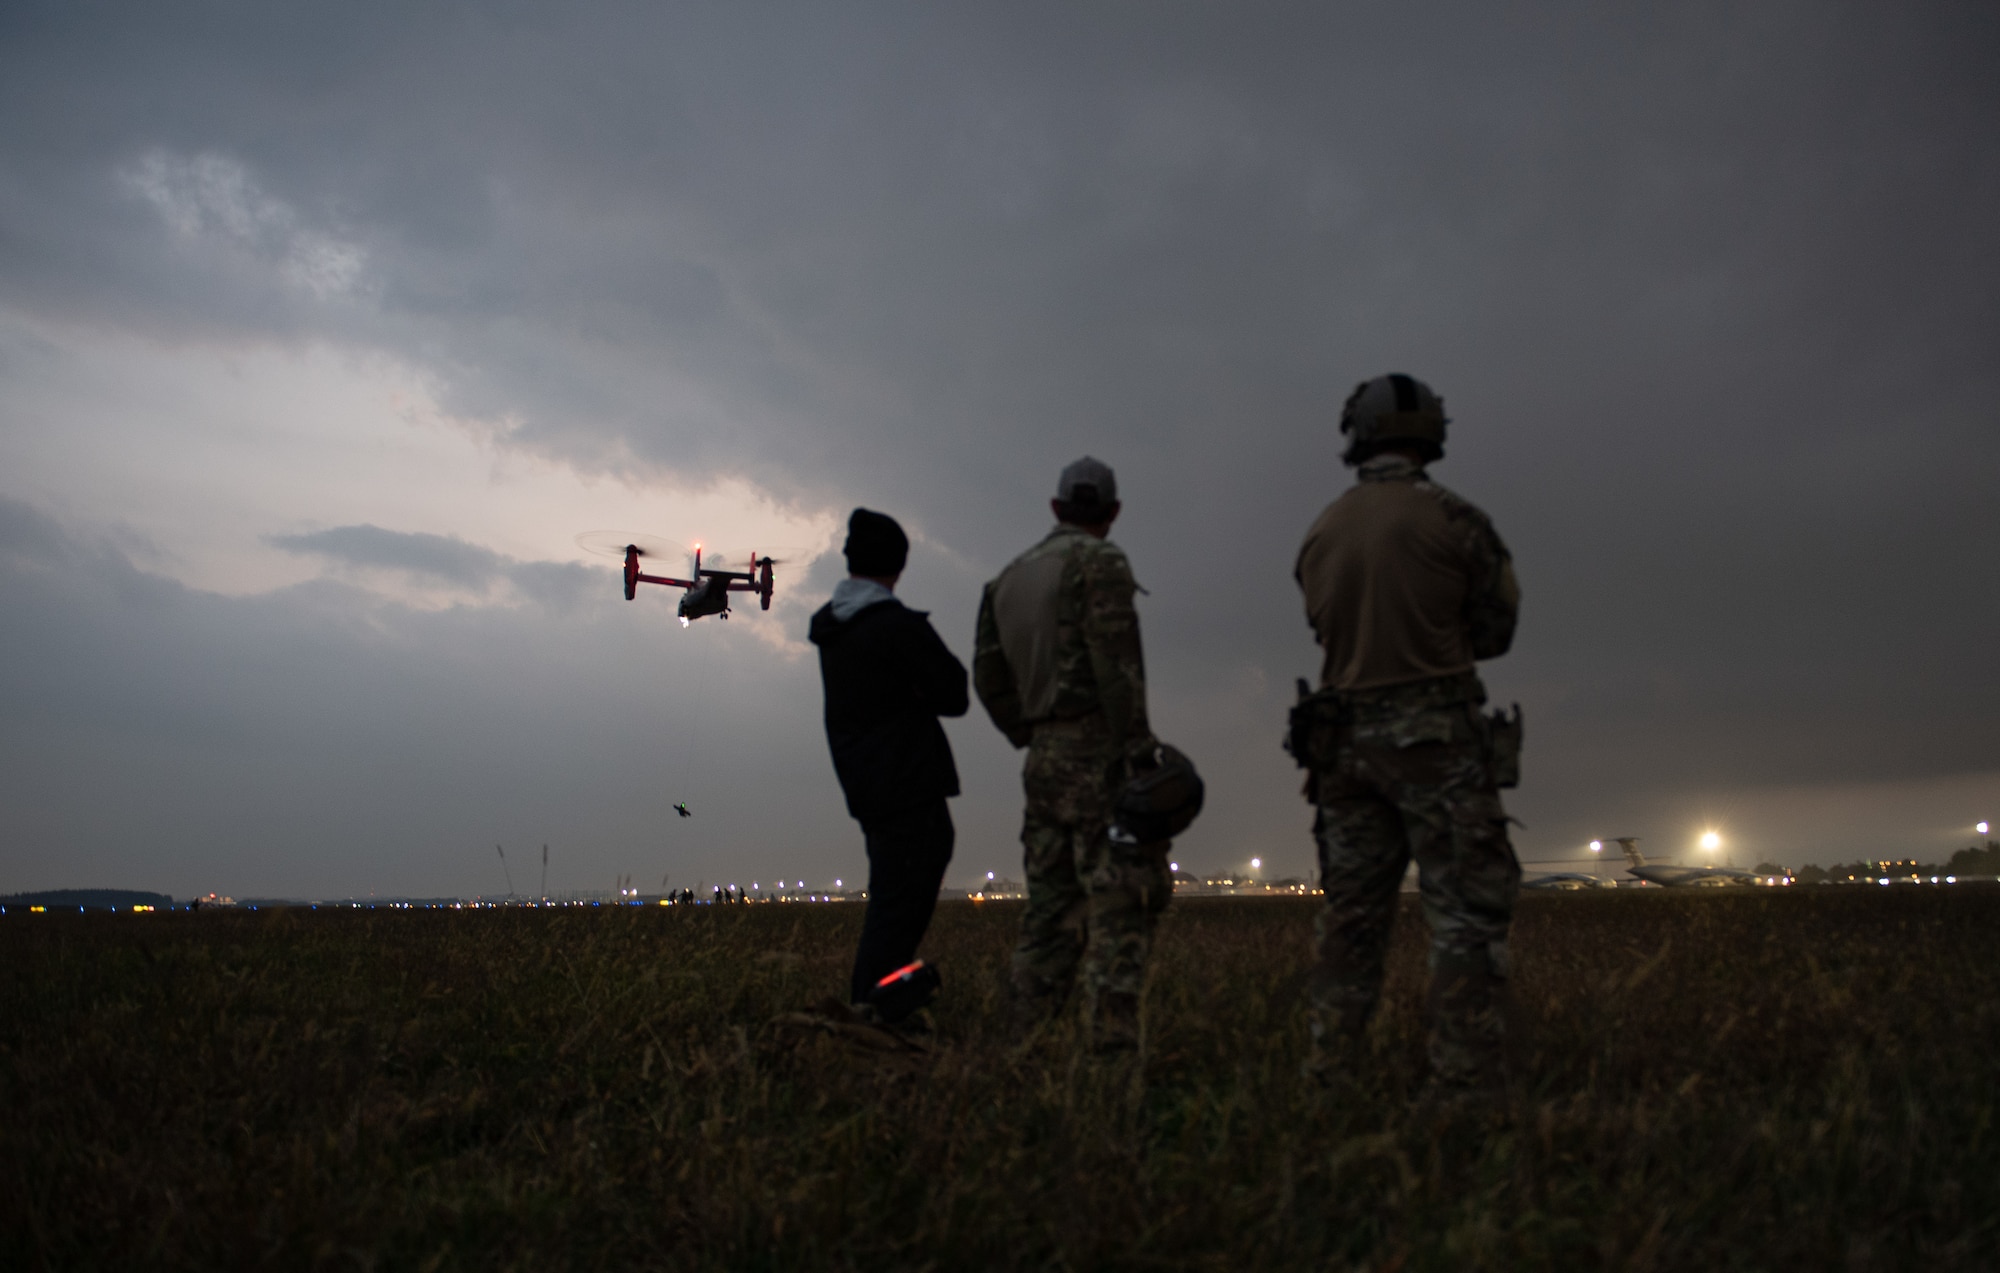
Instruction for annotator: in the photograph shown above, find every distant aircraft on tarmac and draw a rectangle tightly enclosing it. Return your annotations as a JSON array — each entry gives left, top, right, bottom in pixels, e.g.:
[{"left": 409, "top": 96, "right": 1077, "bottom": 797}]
[
  {"left": 1613, "top": 837, "right": 1760, "bottom": 887},
  {"left": 1522, "top": 872, "right": 1604, "bottom": 890}
]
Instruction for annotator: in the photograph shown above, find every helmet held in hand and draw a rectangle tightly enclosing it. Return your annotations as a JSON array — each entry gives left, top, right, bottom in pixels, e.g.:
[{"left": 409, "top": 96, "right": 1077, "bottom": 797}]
[{"left": 1110, "top": 744, "right": 1205, "bottom": 845}]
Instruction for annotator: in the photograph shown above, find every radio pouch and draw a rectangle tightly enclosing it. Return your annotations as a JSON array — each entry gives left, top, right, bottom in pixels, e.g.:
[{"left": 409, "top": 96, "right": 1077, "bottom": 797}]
[
  {"left": 1485, "top": 703, "right": 1524, "bottom": 789},
  {"left": 1285, "top": 679, "right": 1347, "bottom": 772},
  {"left": 1285, "top": 679, "right": 1315, "bottom": 769}
]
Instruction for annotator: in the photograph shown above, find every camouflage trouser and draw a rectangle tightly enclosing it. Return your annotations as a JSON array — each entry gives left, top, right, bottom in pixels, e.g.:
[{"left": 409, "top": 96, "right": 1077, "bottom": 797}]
[
  {"left": 1309, "top": 674, "right": 1519, "bottom": 1087},
  {"left": 1011, "top": 715, "right": 1172, "bottom": 1050}
]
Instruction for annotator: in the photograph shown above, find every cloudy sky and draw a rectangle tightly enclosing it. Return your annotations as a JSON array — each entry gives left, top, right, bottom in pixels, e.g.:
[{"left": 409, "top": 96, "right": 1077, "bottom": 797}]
[{"left": 3, "top": 1, "right": 1996, "bottom": 899}]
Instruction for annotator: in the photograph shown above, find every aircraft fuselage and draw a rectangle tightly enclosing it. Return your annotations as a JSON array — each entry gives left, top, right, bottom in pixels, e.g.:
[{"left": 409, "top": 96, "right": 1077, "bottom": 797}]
[
  {"left": 1626, "top": 864, "right": 1759, "bottom": 887},
  {"left": 678, "top": 576, "right": 732, "bottom": 621}
]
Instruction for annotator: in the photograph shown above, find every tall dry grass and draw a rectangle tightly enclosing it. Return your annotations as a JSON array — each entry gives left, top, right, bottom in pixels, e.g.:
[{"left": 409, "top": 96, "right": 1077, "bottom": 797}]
[{"left": 3, "top": 888, "right": 1995, "bottom": 1269}]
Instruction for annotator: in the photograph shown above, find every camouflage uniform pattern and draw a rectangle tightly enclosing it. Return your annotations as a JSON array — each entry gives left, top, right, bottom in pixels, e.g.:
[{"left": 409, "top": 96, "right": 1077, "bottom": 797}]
[
  {"left": 1309, "top": 672, "right": 1519, "bottom": 1086},
  {"left": 1299, "top": 457, "right": 1522, "bottom": 1089},
  {"left": 974, "top": 527, "right": 1150, "bottom": 753},
  {"left": 975, "top": 526, "right": 1162, "bottom": 1050}
]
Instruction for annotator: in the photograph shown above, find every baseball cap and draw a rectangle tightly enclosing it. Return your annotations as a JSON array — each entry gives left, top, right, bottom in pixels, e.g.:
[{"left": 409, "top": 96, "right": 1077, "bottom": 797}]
[{"left": 1056, "top": 456, "right": 1118, "bottom": 507}]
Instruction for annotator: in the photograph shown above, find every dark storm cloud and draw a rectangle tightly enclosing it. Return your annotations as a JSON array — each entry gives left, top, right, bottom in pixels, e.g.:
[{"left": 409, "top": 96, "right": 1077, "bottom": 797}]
[
  {"left": 270, "top": 525, "right": 512, "bottom": 585},
  {"left": 1, "top": 2, "right": 1997, "bottom": 886},
  {"left": 266, "top": 524, "right": 599, "bottom": 609}
]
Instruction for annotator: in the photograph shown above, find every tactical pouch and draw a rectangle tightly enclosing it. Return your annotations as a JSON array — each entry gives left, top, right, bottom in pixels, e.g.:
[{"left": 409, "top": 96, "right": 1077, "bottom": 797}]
[
  {"left": 1285, "top": 678, "right": 1346, "bottom": 771},
  {"left": 1484, "top": 703, "right": 1524, "bottom": 789},
  {"left": 1285, "top": 679, "right": 1316, "bottom": 769}
]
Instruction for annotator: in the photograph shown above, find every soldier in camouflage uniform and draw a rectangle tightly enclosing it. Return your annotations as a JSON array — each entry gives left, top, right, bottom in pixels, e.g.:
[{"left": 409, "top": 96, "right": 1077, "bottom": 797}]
[
  {"left": 1294, "top": 374, "right": 1522, "bottom": 1094},
  {"left": 974, "top": 457, "right": 1168, "bottom": 1053}
]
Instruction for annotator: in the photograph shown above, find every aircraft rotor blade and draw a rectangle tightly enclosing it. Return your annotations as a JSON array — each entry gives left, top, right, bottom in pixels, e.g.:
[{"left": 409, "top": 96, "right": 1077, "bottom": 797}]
[
  {"left": 735, "top": 544, "right": 814, "bottom": 568},
  {"left": 575, "top": 530, "right": 688, "bottom": 560}
]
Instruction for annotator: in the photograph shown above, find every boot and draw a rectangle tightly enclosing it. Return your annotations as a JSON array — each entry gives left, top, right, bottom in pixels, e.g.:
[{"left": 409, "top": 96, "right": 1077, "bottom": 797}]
[
  {"left": 1302, "top": 999, "right": 1372, "bottom": 1086},
  {"left": 1087, "top": 989, "right": 1142, "bottom": 1056},
  {"left": 1425, "top": 949, "right": 1509, "bottom": 1097},
  {"left": 1006, "top": 973, "right": 1071, "bottom": 1040}
]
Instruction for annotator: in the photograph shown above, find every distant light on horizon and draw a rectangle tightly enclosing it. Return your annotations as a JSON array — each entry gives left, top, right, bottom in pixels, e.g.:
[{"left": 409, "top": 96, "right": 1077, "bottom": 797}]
[
  {"left": 1699, "top": 831, "right": 1722, "bottom": 852},
  {"left": 1589, "top": 840, "right": 1602, "bottom": 853},
  {"left": 1250, "top": 857, "right": 1262, "bottom": 869},
  {"left": 1980, "top": 821, "right": 1990, "bottom": 835}
]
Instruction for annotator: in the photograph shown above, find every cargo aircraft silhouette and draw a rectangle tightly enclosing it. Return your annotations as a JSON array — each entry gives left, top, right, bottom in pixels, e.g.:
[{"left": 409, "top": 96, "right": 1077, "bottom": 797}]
[
  {"left": 1521, "top": 871, "right": 1603, "bottom": 890},
  {"left": 1612, "top": 837, "right": 1759, "bottom": 887}
]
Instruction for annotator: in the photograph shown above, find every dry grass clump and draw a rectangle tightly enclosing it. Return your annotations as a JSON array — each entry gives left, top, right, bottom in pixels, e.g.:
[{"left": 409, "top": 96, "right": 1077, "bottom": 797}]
[{"left": 3, "top": 889, "right": 1997, "bottom": 1269}]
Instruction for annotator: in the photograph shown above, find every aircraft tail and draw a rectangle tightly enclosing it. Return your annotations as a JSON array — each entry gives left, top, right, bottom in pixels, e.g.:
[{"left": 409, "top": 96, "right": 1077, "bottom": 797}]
[{"left": 1615, "top": 837, "right": 1645, "bottom": 867}]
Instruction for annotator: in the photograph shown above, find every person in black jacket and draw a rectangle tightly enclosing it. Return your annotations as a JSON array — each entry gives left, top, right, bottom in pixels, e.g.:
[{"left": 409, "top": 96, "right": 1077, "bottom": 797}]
[{"left": 808, "top": 508, "right": 969, "bottom": 1019}]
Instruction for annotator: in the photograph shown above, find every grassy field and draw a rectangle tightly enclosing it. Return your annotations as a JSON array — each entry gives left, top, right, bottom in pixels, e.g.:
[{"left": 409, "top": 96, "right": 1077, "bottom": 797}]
[{"left": 4, "top": 888, "right": 1997, "bottom": 1270}]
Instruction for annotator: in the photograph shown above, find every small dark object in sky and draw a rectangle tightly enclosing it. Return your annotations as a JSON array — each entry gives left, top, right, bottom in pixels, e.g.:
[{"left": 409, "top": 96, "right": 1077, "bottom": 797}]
[{"left": 674, "top": 802, "right": 692, "bottom": 818}]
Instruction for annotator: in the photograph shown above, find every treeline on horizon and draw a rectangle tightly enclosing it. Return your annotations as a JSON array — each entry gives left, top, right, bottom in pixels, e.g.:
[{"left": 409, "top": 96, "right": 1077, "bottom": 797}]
[
  {"left": 0, "top": 889, "right": 173, "bottom": 910},
  {"left": 9, "top": 841, "right": 2000, "bottom": 909},
  {"left": 1757, "top": 840, "right": 2000, "bottom": 884}
]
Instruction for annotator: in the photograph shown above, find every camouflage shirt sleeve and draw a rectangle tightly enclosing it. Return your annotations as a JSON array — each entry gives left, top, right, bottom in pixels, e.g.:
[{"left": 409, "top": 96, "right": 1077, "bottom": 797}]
[
  {"left": 1078, "top": 542, "right": 1153, "bottom": 760},
  {"left": 972, "top": 580, "right": 1031, "bottom": 748},
  {"left": 1462, "top": 514, "right": 1519, "bottom": 662}
]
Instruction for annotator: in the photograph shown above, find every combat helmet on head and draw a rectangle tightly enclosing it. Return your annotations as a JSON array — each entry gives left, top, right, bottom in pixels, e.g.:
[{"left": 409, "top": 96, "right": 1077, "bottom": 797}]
[{"left": 1338, "top": 373, "right": 1448, "bottom": 465}]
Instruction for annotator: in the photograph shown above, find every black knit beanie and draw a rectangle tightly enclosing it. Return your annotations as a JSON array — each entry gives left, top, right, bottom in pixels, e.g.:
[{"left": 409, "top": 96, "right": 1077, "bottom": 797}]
[{"left": 843, "top": 508, "right": 909, "bottom": 577}]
